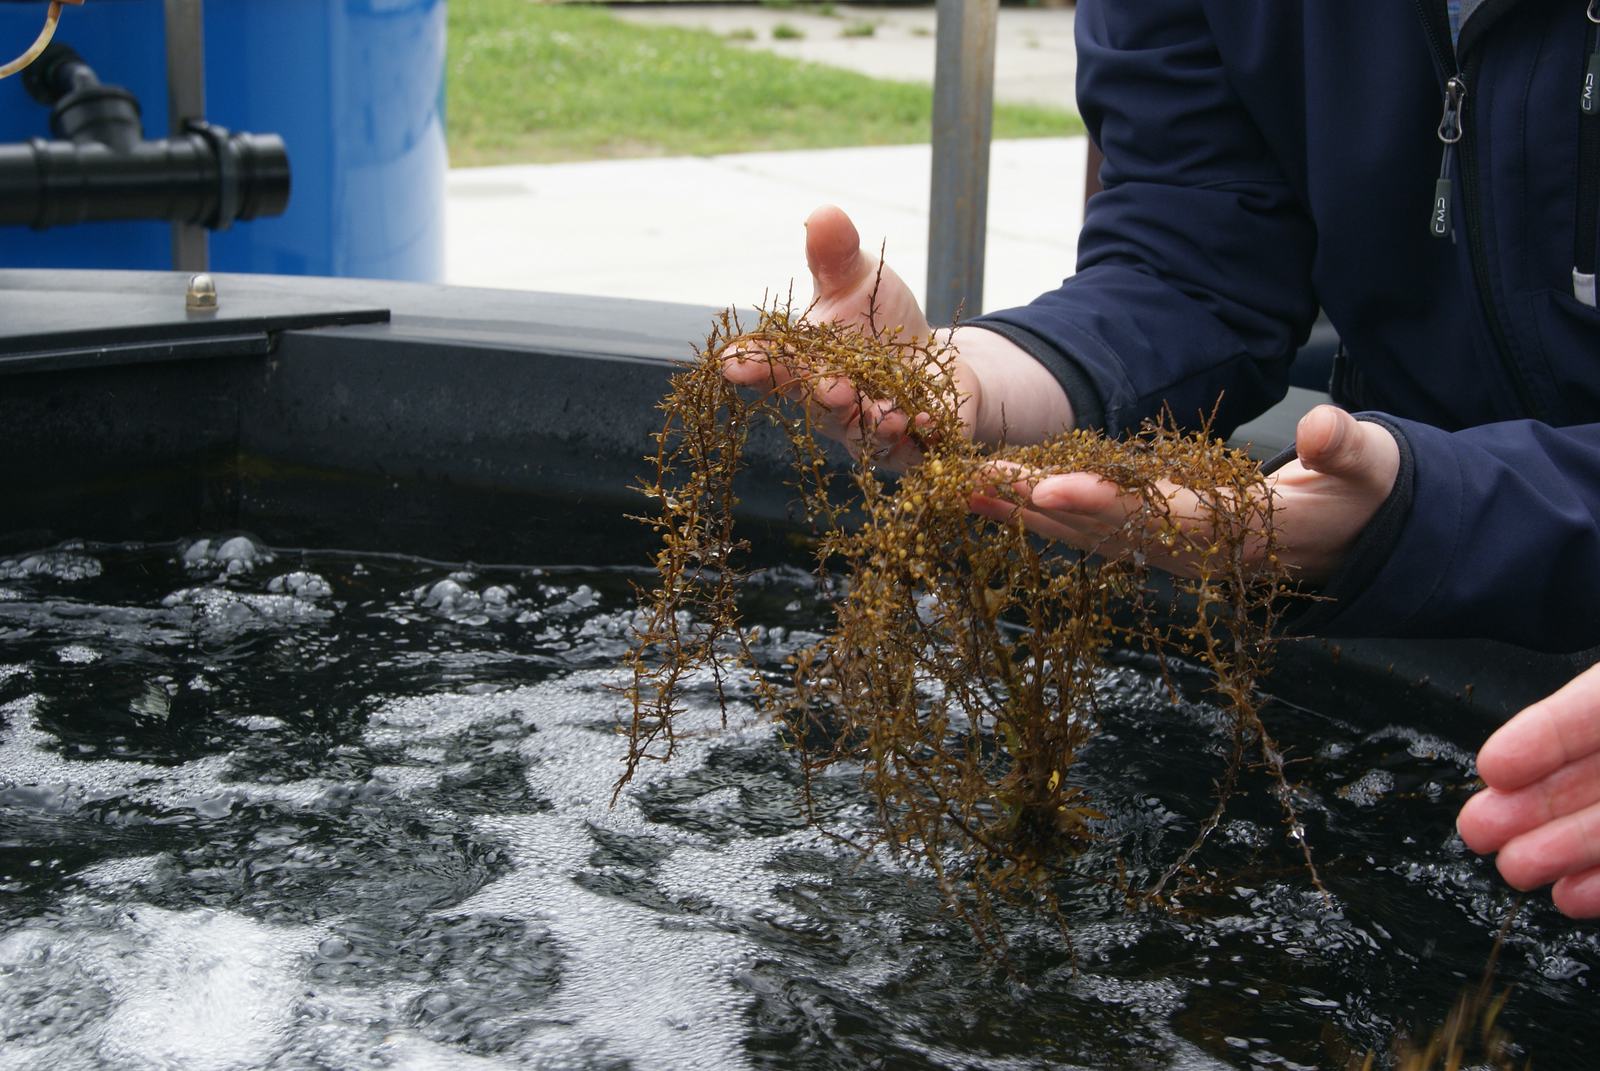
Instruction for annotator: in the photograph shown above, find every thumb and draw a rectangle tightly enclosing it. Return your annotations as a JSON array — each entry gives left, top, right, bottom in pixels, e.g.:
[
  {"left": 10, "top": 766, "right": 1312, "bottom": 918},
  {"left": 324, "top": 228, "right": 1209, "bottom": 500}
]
[
  {"left": 805, "top": 204, "right": 873, "bottom": 301},
  {"left": 1294, "top": 405, "right": 1377, "bottom": 479}
]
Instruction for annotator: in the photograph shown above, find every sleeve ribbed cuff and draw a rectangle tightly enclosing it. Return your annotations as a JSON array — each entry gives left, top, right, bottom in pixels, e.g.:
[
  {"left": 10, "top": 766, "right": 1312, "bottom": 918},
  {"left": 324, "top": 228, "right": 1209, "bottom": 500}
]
[
  {"left": 960, "top": 318, "right": 1108, "bottom": 432},
  {"left": 1266, "top": 412, "right": 1417, "bottom": 635}
]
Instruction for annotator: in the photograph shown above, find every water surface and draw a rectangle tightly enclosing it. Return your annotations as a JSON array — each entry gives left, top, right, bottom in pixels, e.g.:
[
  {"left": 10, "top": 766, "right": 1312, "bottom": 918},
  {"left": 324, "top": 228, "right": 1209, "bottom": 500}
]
[{"left": 0, "top": 538, "right": 1593, "bottom": 1070}]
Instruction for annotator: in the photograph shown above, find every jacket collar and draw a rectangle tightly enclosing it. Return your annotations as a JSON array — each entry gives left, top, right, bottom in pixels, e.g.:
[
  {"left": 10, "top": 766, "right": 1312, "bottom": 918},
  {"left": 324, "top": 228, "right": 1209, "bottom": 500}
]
[{"left": 1457, "top": 0, "right": 1522, "bottom": 60}]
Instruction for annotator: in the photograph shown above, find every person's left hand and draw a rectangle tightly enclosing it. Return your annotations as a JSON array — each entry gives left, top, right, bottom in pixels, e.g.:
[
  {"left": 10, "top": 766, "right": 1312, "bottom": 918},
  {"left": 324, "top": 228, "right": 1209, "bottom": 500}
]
[
  {"left": 967, "top": 404, "right": 1400, "bottom": 585},
  {"left": 1458, "top": 661, "right": 1600, "bottom": 917}
]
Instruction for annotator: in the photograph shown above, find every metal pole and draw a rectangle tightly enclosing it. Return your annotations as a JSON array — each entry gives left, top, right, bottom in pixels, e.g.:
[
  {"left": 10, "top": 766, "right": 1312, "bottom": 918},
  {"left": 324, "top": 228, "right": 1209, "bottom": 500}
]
[
  {"left": 165, "top": 0, "right": 207, "bottom": 272},
  {"left": 926, "top": 0, "right": 998, "bottom": 325}
]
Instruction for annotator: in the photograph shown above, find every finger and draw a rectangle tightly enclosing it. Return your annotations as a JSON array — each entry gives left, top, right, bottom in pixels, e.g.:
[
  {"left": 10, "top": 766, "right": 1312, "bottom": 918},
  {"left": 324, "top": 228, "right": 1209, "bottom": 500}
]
[
  {"left": 1293, "top": 405, "right": 1398, "bottom": 487},
  {"left": 1491, "top": 797, "right": 1600, "bottom": 891},
  {"left": 722, "top": 353, "right": 795, "bottom": 389},
  {"left": 968, "top": 494, "right": 1058, "bottom": 531},
  {"left": 968, "top": 469, "right": 1145, "bottom": 557},
  {"left": 807, "top": 395, "right": 866, "bottom": 445},
  {"left": 863, "top": 399, "right": 913, "bottom": 444},
  {"left": 1456, "top": 746, "right": 1600, "bottom": 853},
  {"left": 769, "top": 371, "right": 915, "bottom": 460},
  {"left": 1028, "top": 472, "right": 1128, "bottom": 518},
  {"left": 1476, "top": 662, "right": 1600, "bottom": 791},
  {"left": 1293, "top": 405, "right": 1358, "bottom": 470},
  {"left": 839, "top": 425, "right": 923, "bottom": 472},
  {"left": 1033, "top": 474, "right": 1224, "bottom": 566},
  {"left": 809, "top": 374, "right": 866, "bottom": 423},
  {"left": 968, "top": 495, "right": 1028, "bottom": 534},
  {"left": 811, "top": 380, "right": 914, "bottom": 453},
  {"left": 805, "top": 205, "right": 874, "bottom": 303},
  {"left": 971, "top": 463, "right": 1228, "bottom": 562},
  {"left": 719, "top": 337, "right": 806, "bottom": 392},
  {"left": 973, "top": 457, "right": 1033, "bottom": 485},
  {"left": 878, "top": 434, "right": 925, "bottom": 472},
  {"left": 967, "top": 493, "right": 1126, "bottom": 552},
  {"left": 971, "top": 461, "right": 1057, "bottom": 513},
  {"left": 1552, "top": 866, "right": 1600, "bottom": 918},
  {"left": 971, "top": 462, "right": 1092, "bottom": 511}
]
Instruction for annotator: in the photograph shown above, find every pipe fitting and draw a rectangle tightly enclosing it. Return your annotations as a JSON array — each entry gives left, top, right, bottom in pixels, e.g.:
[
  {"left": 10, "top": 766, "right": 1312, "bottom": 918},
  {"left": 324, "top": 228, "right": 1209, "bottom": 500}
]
[{"left": 0, "top": 41, "right": 289, "bottom": 231}]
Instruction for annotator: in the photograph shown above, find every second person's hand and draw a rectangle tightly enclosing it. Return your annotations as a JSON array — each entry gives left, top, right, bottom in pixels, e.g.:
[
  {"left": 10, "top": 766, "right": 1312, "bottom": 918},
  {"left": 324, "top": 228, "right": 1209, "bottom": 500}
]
[{"left": 1458, "top": 661, "right": 1600, "bottom": 917}]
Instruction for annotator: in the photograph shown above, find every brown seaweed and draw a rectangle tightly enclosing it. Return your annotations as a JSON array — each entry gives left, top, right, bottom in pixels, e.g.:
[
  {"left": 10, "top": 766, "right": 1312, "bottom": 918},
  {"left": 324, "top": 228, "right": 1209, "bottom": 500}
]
[{"left": 619, "top": 291, "right": 1318, "bottom": 949}]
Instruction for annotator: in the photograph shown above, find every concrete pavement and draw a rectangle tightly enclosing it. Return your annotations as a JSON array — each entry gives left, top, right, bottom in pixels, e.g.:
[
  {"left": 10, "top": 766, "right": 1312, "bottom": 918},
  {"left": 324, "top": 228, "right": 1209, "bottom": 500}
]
[
  {"left": 445, "top": 4, "right": 1086, "bottom": 316},
  {"left": 610, "top": 3, "right": 1077, "bottom": 110},
  {"left": 445, "top": 137, "right": 1087, "bottom": 313}
]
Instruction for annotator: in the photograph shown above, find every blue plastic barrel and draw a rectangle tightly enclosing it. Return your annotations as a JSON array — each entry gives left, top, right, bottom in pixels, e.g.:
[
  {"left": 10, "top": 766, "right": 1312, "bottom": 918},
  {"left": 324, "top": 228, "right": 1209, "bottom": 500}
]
[{"left": 0, "top": 0, "right": 446, "bottom": 281}]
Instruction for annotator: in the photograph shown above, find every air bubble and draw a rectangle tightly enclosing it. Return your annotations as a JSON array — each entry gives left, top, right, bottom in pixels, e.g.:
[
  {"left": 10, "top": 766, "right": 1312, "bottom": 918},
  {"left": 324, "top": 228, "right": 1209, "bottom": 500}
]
[
  {"left": 267, "top": 572, "right": 333, "bottom": 599},
  {"left": 0, "top": 551, "right": 103, "bottom": 582}
]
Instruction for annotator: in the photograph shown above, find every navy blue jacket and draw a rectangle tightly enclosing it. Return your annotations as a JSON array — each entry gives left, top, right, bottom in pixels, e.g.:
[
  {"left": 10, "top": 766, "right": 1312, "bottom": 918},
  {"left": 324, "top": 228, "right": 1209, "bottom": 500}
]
[{"left": 975, "top": 0, "right": 1600, "bottom": 652}]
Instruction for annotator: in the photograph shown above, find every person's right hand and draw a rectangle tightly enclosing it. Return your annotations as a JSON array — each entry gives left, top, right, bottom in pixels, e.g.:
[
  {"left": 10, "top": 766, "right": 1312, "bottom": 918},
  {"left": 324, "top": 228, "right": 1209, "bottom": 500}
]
[
  {"left": 796, "top": 203, "right": 932, "bottom": 343},
  {"left": 721, "top": 205, "right": 956, "bottom": 468},
  {"left": 721, "top": 205, "right": 1072, "bottom": 466}
]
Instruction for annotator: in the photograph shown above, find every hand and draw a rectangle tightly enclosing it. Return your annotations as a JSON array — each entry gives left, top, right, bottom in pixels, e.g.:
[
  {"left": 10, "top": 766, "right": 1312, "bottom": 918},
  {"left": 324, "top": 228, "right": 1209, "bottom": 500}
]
[
  {"left": 1457, "top": 662, "right": 1600, "bottom": 917},
  {"left": 795, "top": 203, "right": 933, "bottom": 343},
  {"left": 969, "top": 404, "right": 1401, "bottom": 585},
  {"left": 721, "top": 205, "right": 1071, "bottom": 467},
  {"left": 721, "top": 205, "right": 959, "bottom": 467}
]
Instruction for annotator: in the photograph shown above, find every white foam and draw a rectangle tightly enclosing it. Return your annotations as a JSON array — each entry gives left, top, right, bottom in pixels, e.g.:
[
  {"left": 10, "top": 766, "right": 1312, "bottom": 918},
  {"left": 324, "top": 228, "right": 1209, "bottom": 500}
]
[
  {"left": 104, "top": 908, "right": 316, "bottom": 1068},
  {"left": 0, "top": 551, "right": 103, "bottom": 582},
  {"left": 368, "top": 763, "right": 445, "bottom": 796},
  {"left": 161, "top": 587, "right": 333, "bottom": 633},
  {"left": 182, "top": 535, "right": 274, "bottom": 577},
  {"left": 1335, "top": 768, "right": 1397, "bottom": 808},
  {"left": 0, "top": 903, "right": 319, "bottom": 1071},
  {"left": 405, "top": 573, "right": 541, "bottom": 626},
  {"left": 0, "top": 695, "right": 232, "bottom": 810},
  {"left": 266, "top": 571, "right": 333, "bottom": 599},
  {"left": 73, "top": 854, "right": 165, "bottom": 891},
  {"left": 1363, "top": 725, "right": 1475, "bottom": 768},
  {"left": 370, "top": 672, "right": 820, "bottom": 1071},
  {"left": 4, "top": 668, "right": 915, "bottom": 1070},
  {"left": 464, "top": 807, "right": 759, "bottom": 1070}
]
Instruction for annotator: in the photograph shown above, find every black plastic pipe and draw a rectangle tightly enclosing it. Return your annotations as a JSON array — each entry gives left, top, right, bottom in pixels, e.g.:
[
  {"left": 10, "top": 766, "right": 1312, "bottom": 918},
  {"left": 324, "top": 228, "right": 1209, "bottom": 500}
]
[{"left": 0, "top": 42, "right": 288, "bottom": 230}]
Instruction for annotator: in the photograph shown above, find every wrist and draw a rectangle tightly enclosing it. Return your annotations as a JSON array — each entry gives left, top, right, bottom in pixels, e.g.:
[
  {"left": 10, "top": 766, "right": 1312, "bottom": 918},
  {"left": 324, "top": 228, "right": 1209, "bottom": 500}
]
[{"left": 947, "top": 326, "right": 1075, "bottom": 445}]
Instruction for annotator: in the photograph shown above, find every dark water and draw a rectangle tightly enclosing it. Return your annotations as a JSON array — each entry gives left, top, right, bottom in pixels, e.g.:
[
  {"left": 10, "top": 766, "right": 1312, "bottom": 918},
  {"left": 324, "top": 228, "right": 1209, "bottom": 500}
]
[{"left": 0, "top": 538, "right": 1593, "bottom": 1071}]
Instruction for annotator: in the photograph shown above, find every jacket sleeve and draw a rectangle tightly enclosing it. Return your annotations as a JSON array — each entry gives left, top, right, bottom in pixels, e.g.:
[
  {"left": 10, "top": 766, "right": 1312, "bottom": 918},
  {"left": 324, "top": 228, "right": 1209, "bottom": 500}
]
[
  {"left": 1284, "top": 416, "right": 1600, "bottom": 653},
  {"left": 971, "top": 0, "right": 1318, "bottom": 438}
]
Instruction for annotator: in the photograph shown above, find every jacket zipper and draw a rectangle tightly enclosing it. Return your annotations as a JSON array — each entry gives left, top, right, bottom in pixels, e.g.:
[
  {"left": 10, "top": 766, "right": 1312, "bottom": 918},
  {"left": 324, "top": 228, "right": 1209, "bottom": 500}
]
[
  {"left": 1576, "top": 0, "right": 1600, "bottom": 305},
  {"left": 1414, "top": 0, "right": 1546, "bottom": 420},
  {"left": 1432, "top": 76, "right": 1466, "bottom": 239}
]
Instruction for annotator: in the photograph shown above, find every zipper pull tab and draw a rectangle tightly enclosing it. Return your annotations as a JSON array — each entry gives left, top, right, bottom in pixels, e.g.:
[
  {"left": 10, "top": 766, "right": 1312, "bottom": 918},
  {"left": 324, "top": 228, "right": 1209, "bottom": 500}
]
[
  {"left": 1432, "top": 77, "right": 1467, "bottom": 239},
  {"left": 1584, "top": 0, "right": 1600, "bottom": 116},
  {"left": 1437, "top": 75, "right": 1467, "bottom": 143}
]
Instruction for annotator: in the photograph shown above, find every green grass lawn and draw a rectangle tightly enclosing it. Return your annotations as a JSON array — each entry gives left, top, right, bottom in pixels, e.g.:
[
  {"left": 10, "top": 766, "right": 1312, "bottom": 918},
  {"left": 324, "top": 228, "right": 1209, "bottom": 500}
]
[{"left": 448, "top": 1, "right": 1082, "bottom": 166}]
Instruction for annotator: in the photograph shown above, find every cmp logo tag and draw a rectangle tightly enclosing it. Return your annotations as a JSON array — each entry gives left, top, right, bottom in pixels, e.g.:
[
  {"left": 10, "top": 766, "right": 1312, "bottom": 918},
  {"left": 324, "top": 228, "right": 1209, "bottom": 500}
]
[
  {"left": 1585, "top": 70, "right": 1597, "bottom": 116},
  {"left": 1431, "top": 178, "right": 1452, "bottom": 238}
]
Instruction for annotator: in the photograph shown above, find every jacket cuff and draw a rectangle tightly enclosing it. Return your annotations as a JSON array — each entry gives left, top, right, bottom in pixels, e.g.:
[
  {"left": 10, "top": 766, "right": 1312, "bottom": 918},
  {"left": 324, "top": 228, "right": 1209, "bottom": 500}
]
[
  {"left": 960, "top": 318, "right": 1108, "bottom": 432},
  {"left": 1267, "top": 413, "right": 1418, "bottom": 635}
]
